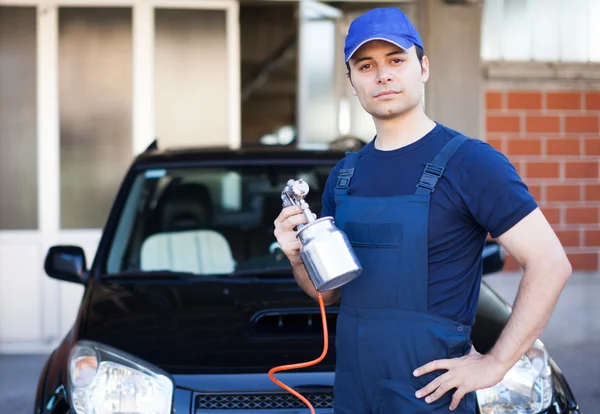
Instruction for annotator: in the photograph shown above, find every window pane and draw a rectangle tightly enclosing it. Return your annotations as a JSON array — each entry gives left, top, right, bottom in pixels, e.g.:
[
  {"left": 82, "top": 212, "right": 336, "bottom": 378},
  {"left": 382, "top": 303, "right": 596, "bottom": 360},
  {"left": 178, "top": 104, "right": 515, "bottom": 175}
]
[
  {"left": 502, "top": 0, "right": 532, "bottom": 61},
  {"left": 0, "top": 7, "right": 38, "bottom": 230},
  {"left": 482, "top": 0, "right": 597, "bottom": 62},
  {"left": 589, "top": 0, "right": 600, "bottom": 61},
  {"left": 154, "top": 9, "right": 228, "bottom": 148},
  {"left": 58, "top": 7, "right": 133, "bottom": 229},
  {"left": 481, "top": 0, "right": 504, "bottom": 60},
  {"left": 531, "top": 0, "right": 560, "bottom": 61},
  {"left": 559, "top": 0, "right": 588, "bottom": 62}
]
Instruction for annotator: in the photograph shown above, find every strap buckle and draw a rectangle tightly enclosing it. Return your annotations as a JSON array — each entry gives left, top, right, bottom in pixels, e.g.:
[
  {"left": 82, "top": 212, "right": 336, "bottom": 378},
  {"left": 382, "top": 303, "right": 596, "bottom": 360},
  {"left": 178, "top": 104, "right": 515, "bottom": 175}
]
[
  {"left": 336, "top": 167, "right": 355, "bottom": 189},
  {"left": 417, "top": 163, "right": 444, "bottom": 192}
]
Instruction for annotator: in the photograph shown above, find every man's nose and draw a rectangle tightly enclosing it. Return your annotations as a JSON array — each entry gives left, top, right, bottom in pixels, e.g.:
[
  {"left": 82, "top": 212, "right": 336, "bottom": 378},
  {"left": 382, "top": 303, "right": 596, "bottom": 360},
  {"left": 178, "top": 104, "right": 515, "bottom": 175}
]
[{"left": 376, "top": 70, "right": 393, "bottom": 84}]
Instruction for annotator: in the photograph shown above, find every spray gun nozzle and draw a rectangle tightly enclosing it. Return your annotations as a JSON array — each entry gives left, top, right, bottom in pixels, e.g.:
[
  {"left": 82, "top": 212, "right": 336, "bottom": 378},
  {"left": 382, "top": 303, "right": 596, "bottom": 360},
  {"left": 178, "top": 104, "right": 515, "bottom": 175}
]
[{"left": 281, "top": 179, "right": 317, "bottom": 229}]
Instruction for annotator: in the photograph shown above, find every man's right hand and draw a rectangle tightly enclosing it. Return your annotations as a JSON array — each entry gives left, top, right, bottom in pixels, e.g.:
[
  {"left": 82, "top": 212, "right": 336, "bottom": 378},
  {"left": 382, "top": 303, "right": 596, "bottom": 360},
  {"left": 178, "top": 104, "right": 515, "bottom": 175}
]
[{"left": 273, "top": 205, "right": 308, "bottom": 265}]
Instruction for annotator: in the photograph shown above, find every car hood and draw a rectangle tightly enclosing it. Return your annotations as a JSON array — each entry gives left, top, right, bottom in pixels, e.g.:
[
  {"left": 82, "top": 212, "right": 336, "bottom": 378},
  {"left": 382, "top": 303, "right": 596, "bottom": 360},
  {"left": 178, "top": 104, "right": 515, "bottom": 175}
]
[{"left": 79, "top": 276, "right": 337, "bottom": 375}]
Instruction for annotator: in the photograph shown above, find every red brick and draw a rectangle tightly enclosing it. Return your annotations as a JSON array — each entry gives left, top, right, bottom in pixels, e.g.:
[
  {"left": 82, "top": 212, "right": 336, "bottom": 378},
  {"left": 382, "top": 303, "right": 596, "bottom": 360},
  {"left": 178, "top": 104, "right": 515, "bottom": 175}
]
[
  {"left": 502, "top": 254, "right": 521, "bottom": 272},
  {"left": 567, "top": 253, "right": 598, "bottom": 271},
  {"left": 565, "top": 116, "right": 599, "bottom": 133},
  {"left": 546, "top": 92, "right": 581, "bottom": 110},
  {"left": 585, "top": 184, "right": 600, "bottom": 201},
  {"left": 546, "top": 138, "right": 580, "bottom": 156},
  {"left": 584, "top": 230, "right": 600, "bottom": 247},
  {"left": 547, "top": 185, "right": 581, "bottom": 202},
  {"left": 486, "top": 138, "right": 504, "bottom": 152},
  {"left": 583, "top": 184, "right": 600, "bottom": 201},
  {"left": 486, "top": 92, "right": 502, "bottom": 110},
  {"left": 542, "top": 207, "right": 561, "bottom": 224},
  {"left": 585, "top": 92, "right": 600, "bottom": 110},
  {"left": 565, "top": 161, "right": 598, "bottom": 179},
  {"left": 526, "top": 116, "right": 560, "bottom": 133},
  {"left": 565, "top": 207, "right": 599, "bottom": 224},
  {"left": 555, "top": 230, "right": 580, "bottom": 247},
  {"left": 487, "top": 116, "right": 520, "bottom": 133},
  {"left": 528, "top": 184, "right": 542, "bottom": 201},
  {"left": 584, "top": 138, "right": 600, "bottom": 156},
  {"left": 507, "top": 92, "right": 542, "bottom": 110},
  {"left": 527, "top": 162, "right": 560, "bottom": 179},
  {"left": 506, "top": 139, "right": 541, "bottom": 156}
]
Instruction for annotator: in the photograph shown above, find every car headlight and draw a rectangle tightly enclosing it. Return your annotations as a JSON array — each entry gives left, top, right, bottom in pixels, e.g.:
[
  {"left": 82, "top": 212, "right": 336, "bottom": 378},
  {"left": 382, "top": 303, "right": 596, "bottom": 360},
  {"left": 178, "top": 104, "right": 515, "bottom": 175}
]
[
  {"left": 476, "top": 340, "right": 553, "bottom": 414},
  {"left": 68, "top": 340, "right": 174, "bottom": 414}
]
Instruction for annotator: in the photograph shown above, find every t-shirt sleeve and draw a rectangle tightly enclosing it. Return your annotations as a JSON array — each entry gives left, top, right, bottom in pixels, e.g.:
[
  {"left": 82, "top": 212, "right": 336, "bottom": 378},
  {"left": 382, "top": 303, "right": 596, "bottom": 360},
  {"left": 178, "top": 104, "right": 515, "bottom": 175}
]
[
  {"left": 456, "top": 141, "right": 539, "bottom": 238},
  {"left": 320, "top": 159, "right": 344, "bottom": 218}
]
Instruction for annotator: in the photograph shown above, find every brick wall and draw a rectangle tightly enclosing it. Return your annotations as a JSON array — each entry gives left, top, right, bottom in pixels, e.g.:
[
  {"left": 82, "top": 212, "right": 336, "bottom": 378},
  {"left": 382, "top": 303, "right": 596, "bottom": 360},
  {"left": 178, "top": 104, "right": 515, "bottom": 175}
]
[{"left": 485, "top": 90, "right": 600, "bottom": 272}]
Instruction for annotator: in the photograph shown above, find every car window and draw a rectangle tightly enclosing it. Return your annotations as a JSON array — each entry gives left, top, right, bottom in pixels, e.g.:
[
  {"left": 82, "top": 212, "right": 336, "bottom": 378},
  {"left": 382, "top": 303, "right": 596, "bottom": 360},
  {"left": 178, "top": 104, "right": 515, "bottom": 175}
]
[{"left": 104, "top": 164, "right": 333, "bottom": 276}]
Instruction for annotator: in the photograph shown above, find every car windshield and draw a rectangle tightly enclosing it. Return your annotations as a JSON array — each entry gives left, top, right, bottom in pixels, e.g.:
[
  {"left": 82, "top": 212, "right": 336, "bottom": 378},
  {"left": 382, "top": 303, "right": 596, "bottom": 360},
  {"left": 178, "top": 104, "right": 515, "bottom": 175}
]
[{"left": 104, "top": 162, "right": 335, "bottom": 277}]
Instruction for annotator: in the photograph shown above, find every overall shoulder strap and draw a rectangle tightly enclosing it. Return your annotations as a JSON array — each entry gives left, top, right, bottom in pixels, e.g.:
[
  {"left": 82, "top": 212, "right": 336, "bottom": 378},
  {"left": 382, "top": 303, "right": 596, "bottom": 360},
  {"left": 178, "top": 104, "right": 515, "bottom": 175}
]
[
  {"left": 415, "top": 134, "right": 469, "bottom": 195},
  {"left": 334, "top": 151, "right": 360, "bottom": 197}
]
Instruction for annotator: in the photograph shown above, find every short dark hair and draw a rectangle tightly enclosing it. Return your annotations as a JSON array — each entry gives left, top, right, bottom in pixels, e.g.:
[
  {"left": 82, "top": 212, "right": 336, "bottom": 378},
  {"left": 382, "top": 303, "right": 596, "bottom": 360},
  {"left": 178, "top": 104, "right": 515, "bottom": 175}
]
[{"left": 346, "top": 45, "right": 424, "bottom": 76}]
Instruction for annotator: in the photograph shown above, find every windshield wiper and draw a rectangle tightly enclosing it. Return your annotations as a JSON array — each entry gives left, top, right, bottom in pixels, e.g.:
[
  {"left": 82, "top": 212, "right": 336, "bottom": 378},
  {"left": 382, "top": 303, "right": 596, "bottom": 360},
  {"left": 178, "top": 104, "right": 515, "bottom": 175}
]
[
  {"left": 102, "top": 270, "right": 199, "bottom": 280},
  {"left": 229, "top": 267, "right": 294, "bottom": 277}
]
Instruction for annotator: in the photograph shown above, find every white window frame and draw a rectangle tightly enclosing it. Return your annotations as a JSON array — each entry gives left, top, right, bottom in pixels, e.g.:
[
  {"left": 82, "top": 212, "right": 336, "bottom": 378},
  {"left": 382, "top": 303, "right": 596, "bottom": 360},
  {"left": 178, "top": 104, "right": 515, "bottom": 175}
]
[{"left": 0, "top": 0, "right": 240, "bottom": 234}]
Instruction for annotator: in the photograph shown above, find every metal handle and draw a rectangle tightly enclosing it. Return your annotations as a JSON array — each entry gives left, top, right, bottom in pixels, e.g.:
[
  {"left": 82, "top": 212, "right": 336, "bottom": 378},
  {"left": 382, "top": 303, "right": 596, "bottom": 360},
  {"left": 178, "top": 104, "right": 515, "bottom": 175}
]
[{"left": 281, "top": 179, "right": 316, "bottom": 230}]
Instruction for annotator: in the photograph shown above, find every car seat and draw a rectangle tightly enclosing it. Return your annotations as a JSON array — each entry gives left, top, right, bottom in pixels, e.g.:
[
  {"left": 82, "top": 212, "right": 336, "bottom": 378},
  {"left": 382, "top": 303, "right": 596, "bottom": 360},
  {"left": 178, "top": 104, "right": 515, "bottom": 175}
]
[
  {"left": 140, "top": 182, "right": 235, "bottom": 274},
  {"left": 154, "top": 182, "right": 214, "bottom": 231}
]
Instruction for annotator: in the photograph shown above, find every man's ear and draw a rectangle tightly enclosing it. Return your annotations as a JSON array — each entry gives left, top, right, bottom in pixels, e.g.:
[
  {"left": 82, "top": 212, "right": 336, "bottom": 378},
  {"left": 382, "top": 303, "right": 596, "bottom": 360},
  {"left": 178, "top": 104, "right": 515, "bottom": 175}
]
[{"left": 421, "top": 55, "right": 430, "bottom": 82}]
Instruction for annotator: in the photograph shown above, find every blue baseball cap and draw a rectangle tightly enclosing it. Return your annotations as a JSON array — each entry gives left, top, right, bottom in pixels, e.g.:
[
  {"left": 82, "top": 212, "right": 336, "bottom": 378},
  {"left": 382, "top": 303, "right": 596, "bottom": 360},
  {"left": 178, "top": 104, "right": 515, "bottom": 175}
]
[{"left": 344, "top": 8, "right": 424, "bottom": 62}]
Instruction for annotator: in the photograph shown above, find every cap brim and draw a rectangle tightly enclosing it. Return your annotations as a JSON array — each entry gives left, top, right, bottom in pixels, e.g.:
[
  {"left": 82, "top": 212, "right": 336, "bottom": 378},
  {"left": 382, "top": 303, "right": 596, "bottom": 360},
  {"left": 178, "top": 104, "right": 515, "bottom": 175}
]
[{"left": 345, "top": 34, "right": 414, "bottom": 62}]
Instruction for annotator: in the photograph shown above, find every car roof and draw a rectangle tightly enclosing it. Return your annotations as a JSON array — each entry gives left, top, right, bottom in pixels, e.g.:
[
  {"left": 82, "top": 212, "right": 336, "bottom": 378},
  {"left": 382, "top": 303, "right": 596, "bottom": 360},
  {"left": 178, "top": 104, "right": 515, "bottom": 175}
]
[{"left": 133, "top": 143, "right": 348, "bottom": 169}]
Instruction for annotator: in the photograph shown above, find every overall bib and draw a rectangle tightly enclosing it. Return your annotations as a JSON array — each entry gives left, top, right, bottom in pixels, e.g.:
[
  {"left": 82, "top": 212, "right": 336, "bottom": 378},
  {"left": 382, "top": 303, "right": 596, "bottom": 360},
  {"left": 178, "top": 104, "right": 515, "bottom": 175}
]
[{"left": 332, "top": 135, "right": 476, "bottom": 414}]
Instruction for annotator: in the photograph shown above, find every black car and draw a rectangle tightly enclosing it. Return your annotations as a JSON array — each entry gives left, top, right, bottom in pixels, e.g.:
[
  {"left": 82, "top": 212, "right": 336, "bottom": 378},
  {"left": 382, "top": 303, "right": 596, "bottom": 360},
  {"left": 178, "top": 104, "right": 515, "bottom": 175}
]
[{"left": 35, "top": 143, "right": 580, "bottom": 414}]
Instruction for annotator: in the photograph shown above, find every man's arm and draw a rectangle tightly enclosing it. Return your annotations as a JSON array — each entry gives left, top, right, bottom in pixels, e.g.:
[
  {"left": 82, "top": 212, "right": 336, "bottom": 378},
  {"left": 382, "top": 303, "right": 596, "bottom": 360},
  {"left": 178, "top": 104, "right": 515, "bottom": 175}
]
[
  {"left": 488, "top": 207, "right": 572, "bottom": 369},
  {"left": 414, "top": 207, "right": 571, "bottom": 410}
]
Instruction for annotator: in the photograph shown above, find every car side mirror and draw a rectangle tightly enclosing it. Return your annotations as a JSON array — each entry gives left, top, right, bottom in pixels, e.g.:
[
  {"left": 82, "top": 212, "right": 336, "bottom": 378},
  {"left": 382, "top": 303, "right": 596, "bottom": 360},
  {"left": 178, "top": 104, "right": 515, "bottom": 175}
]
[
  {"left": 44, "top": 245, "right": 88, "bottom": 284},
  {"left": 482, "top": 241, "right": 504, "bottom": 275}
]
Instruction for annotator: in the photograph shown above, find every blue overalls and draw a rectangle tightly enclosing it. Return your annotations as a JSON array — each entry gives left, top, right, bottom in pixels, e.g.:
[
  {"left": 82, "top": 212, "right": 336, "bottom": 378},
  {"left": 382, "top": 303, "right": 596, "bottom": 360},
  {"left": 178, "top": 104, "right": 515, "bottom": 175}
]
[{"left": 332, "top": 135, "right": 477, "bottom": 413}]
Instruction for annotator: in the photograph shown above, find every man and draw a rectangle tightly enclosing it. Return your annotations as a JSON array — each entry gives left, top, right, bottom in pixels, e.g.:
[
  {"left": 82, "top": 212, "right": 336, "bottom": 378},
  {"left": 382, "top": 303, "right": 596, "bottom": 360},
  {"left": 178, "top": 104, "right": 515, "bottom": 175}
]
[{"left": 273, "top": 7, "right": 572, "bottom": 413}]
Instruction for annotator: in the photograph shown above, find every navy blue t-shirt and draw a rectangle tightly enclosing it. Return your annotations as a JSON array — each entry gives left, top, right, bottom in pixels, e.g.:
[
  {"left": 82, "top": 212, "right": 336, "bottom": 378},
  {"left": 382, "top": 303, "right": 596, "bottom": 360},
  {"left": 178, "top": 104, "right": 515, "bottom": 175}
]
[{"left": 321, "top": 123, "right": 538, "bottom": 326}]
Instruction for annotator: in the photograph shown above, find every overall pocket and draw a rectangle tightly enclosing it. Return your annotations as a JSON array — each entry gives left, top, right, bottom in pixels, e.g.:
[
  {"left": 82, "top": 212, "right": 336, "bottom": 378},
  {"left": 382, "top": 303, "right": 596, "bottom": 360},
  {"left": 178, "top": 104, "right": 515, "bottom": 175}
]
[
  {"left": 339, "top": 222, "right": 403, "bottom": 308},
  {"left": 343, "top": 222, "right": 403, "bottom": 249}
]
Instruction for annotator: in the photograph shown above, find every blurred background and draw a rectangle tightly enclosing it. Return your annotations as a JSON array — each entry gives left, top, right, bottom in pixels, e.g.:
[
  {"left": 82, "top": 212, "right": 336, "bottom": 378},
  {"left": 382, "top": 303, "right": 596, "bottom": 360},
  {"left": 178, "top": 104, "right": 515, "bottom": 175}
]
[{"left": 0, "top": 0, "right": 598, "bottom": 412}]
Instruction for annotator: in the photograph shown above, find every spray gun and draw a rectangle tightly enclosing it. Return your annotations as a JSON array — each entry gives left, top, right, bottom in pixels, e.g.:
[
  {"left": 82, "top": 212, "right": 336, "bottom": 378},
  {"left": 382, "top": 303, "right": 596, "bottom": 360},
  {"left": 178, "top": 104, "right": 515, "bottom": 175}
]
[
  {"left": 279, "top": 178, "right": 362, "bottom": 292},
  {"left": 269, "top": 179, "right": 363, "bottom": 414}
]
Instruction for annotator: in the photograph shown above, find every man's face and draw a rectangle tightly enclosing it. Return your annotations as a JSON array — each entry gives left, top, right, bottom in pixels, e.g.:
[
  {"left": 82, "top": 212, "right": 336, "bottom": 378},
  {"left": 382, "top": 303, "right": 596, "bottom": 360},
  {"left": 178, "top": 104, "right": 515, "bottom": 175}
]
[{"left": 347, "top": 40, "right": 429, "bottom": 120}]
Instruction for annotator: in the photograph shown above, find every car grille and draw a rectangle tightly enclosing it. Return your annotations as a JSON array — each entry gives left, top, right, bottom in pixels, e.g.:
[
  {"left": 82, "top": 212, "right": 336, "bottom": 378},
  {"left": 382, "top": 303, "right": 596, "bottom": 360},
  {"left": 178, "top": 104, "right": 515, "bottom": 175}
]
[{"left": 195, "top": 389, "right": 334, "bottom": 410}]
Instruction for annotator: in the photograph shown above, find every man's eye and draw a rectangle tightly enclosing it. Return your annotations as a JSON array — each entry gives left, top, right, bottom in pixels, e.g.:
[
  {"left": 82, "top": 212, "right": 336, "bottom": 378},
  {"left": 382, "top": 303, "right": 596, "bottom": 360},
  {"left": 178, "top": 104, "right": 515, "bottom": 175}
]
[
  {"left": 359, "top": 64, "right": 371, "bottom": 70},
  {"left": 392, "top": 59, "right": 405, "bottom": 64}
]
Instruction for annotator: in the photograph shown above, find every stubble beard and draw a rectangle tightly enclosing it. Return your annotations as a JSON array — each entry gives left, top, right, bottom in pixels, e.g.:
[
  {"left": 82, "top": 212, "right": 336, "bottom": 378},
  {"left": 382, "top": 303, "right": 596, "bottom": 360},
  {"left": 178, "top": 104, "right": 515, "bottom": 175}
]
[{"left": 368, "top": 98, "right": 421, "bottom": 121}]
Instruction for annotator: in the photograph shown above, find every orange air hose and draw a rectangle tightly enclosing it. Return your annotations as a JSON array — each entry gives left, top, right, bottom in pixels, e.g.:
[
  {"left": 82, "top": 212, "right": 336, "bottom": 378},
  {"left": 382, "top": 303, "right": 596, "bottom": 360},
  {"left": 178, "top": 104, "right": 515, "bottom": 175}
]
[{"left": 268, "top": 292, "right": 328, "bottom": 414}]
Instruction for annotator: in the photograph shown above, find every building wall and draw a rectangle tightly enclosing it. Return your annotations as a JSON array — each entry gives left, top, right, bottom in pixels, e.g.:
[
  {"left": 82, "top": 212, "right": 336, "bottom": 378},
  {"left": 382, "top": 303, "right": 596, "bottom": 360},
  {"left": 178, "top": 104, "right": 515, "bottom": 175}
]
[
  {"left": 155, "top": 8, "right": 229, "bottom": 149},
  {"left": 421, "top": 0, "right": 483, "bottom": 140},
  {"left": 484, "top": 64, "right": 600, "bottom": 271}
]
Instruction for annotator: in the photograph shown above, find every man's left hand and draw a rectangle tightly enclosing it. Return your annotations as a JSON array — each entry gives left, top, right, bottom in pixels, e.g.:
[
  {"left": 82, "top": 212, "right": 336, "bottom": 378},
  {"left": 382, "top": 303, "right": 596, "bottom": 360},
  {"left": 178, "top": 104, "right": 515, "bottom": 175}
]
[{"left": 413, "top": 346, "right": 507, "bottom": 411}]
